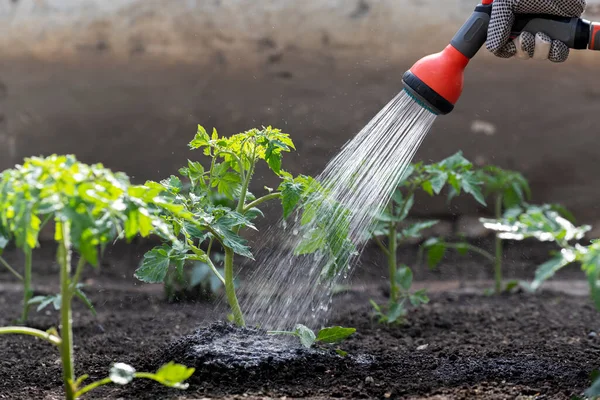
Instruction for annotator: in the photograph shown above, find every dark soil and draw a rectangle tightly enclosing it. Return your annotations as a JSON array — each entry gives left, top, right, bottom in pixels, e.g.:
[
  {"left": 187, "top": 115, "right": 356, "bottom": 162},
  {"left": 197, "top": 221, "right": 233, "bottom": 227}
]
[{"left": 0, "top": 240, "right": 599, "bottom": 399}]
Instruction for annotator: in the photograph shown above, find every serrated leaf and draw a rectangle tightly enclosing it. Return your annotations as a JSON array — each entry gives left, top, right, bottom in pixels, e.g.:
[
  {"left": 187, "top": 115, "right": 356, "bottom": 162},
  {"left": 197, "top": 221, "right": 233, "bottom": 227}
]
[
  {"left": 28, "top": 294, "right": 61, "bottom": 312},
  {"left": 294, "top": 324, "right": 317, "bottom": 348},
  {"left": 280, "top": 180, "right": 303, "bottom": 219},
  {"left": 395, "top": 266, "right": 413, "bottom": 291},
  {"left": 316, "top": 326, "right": 356, "bottom": 344},
  {"left": 135, "top": 246, "right": 171, "bottom": 283},
  {"left": 429, "top": 172, "right": 448, "bottom": 194},
  {"left": 399, "top": 220, "right": 438, "bottom": 240},
  {"left": 460, "top": 173, "right": 486, "bottom": 206},
  {"left": 109, "top": 363, "right": 136, "bottom": 385},
  {"left": 409, "top": 289, "right": 429, "bottom": 306},
  {"left": 530, "top": 253, "right": 573, "bottom": 290}
]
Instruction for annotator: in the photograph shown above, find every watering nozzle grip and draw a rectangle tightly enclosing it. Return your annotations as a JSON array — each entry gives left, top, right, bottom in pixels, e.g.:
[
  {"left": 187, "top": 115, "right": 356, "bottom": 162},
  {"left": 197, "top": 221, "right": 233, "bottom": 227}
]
[
  {"left": 450, "top": 3, "right": 493, "bottom": 59},
  {"left": 511, "top": 14, "right": 596, "bottom": 50}
]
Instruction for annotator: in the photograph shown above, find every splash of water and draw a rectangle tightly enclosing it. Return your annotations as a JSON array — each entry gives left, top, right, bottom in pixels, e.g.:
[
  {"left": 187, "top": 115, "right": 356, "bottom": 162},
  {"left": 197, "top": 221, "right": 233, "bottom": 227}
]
[{"left": 240, "top": 90, "right": 437, "bottom": 330}]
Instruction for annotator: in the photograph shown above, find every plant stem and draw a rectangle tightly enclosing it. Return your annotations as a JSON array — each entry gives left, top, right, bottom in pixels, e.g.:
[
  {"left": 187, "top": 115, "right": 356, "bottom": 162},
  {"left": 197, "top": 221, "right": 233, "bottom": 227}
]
[
  {"left": 243, "top": 192, "right": 281, "bottom": 212},
  {"left": 494, "top": 194, "right": 503, "bottom": 294},
  {"left": 224, "top": 247, "right": 244, "bottom": 326},
  {"left": 0, "top": 255, "right": 23, "bottom": 281},
  {"left": 70, "top": 256, "right": 86, "bottom": 291},
  {"left": 266, "top": 330, "right": 296, "bottom": 336},
  {"left": 74, "top": 377, "right": 112, "bottom": 398},
  {"left": 0, "top": 326, "right": 62, "bottom": 346},
  {"left": 372, "top": 235, "right": 390, "bottom": 257},
  {"left": 58, "top": 223, "right": 76, "bottom": 400},
  {"left": 388, "top": 217, "right": 398, "bottom": 303},
  {"left": 20, "top": 246, "right": 33, "bottom": 324},
  {"left": 222, "top": 141, "right": 257, "bottom": 327}
]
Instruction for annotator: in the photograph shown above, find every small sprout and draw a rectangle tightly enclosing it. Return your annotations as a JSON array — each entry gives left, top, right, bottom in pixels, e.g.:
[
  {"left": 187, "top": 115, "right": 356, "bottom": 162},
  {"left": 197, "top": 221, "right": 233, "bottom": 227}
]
[{"left": 268, "top": 324, "right": 356, "bottom": 351}]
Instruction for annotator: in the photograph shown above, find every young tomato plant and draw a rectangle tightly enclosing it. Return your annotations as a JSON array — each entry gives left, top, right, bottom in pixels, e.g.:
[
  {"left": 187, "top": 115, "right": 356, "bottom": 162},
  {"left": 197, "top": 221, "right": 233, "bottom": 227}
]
[
  {"left": 0, "top": 155, "right": 194, "bottom": 400},
  {"left": 135, "top": 125, "right": 314, "bottom": 327},
  {"left": 481, "top": 203, "right": 592, "bottom": 295},
  {"left": 369, "top": 151, "right": 486, "bottom": 323},
  {"left": 0, "top": 165, "right": 57, "bottom": 324},
  {"left": 474, "top": 166, "right": 531, "bottom": 293},
  {"left": 268, "top": 324, "right": 356, "bottom": 355}
]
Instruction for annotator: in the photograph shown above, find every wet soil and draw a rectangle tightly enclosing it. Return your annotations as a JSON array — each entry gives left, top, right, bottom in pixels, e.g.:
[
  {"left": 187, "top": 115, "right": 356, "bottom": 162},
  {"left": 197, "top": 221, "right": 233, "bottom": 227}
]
[{"left": 0, "top": 240, "right": 599, "bottom": 399}]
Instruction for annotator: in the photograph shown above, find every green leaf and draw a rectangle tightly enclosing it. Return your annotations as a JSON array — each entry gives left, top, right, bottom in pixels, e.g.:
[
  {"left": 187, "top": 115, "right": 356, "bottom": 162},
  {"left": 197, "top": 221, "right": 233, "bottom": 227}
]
[
  {"left": 189, "top": 125, "right": 210, "bottom": 149},
  {"left": 421, "top": 181, "right": 433, "bottom": 196},
  {"left": 399, "top": 220, "right": 438, "bottom": 240},
  {"left": 395, "top": 266, "right": 413, "bottom": 291},
  {"left": 75, "top": 284, "right": 97, "bottom": 316},
  {"left": 109, "top": 363, "right": 136, "bottom": 385},
  {"left": 427, "top": 243, "right": 446, "bottom": 268},
  {"left": 530, "top": 253, "right": 573, "bottom": 290},
  {"left": 585, "top": 371, "right": 600, "bottom": 397},
  {"left": 429, "top": 172, "right": 448, "bottom": 194},
  {"left": 460, "top": 173, "right": 486, "bottom": 206},
  {"left": 294, "top": 324, "right": 317, "bottom": 348},
  {"left": 153, "top": 361, "right": 196, "bottom": 389},
  {"left": 455, "top": 242, "right": 469, "bottom": 256},
  {"left": 386, "top": 301, "right": 406, "bottom": 324},
  {"left": 280, "top": 180, "right": 303, "bottom": 218},
  {"left": 316, "top": 326, "right": 356, "bottom": 344},
  {"left": 28, "top": 294, "right": 61, "bottom": 312},
  {"left": 409, "top": 289, "right": 429, "bottom": 306},
  {"left": 135, "top": 246, "right": 172, "bottom": 283},
  {"left": 295, "top": 228, "right": 327, "bottom": 255},
  {"left": 335, "top": 349, "right": 348, "bottom": 357}
]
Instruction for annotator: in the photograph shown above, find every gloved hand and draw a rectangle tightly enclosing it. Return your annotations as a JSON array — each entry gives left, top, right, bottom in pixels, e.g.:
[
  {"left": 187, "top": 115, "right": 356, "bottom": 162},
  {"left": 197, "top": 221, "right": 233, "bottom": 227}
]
[{"left": 486, "top": 0, "right": 586, "bottom": 62}]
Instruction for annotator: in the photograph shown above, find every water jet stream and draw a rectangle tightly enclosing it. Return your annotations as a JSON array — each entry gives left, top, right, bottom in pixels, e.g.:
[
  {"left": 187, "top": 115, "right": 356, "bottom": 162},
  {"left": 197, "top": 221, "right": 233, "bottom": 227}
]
[{"left": 241, "top": 90, "right": 436, "bottom": 330}]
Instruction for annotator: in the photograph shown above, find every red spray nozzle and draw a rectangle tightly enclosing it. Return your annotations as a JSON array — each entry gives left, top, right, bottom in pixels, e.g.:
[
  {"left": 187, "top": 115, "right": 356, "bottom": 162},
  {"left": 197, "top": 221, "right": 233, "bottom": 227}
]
[{"left": 402, "top": 2, "right": 493, "bottom": 114}]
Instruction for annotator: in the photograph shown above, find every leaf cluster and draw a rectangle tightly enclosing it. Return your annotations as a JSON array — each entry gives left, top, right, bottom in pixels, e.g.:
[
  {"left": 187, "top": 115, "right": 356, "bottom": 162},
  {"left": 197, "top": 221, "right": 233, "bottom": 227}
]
[{"left": 135, "top": 125, "right": 311, "bottom": 285}]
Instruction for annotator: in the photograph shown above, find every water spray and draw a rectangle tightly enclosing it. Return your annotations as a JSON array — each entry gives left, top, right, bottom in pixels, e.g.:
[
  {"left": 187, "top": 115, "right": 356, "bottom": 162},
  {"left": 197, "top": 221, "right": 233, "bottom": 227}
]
[{"left": 402, "top": 0, "right": 600, "bottom": 115}]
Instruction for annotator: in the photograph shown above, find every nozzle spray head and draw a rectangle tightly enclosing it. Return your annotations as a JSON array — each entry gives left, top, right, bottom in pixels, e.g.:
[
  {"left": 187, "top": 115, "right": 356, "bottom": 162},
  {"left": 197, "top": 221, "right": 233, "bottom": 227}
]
[
  {"left": 402, "top": 1, "right": 493, "bottom": 115},
  {"left": 402, "top": 45, "right": 469, "bottom": 115}
]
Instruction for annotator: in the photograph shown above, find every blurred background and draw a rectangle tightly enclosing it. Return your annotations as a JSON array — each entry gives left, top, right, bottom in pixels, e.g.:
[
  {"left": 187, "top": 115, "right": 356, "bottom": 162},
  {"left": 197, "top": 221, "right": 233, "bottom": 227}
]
[{"left": 1, "top": 0, "right": 600, "bottom": 228}]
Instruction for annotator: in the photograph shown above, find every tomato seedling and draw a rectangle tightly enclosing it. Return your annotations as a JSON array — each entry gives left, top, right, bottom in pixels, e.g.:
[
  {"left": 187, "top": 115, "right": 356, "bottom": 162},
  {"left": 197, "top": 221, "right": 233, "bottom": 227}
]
[
  {"left": 481, "top": 203, "right": 591, "bottom": 295},
  {"left": 268, "top": 324, "right": 356, "bottom": 355},
  {"left": 136, "top": 125, "right": 321, "bottom": 326},
  {"left": 369, "top": 151, "right": 487, "bottom": 323},
  {"left": 0, "top": 155, "right": 194, "bottom": 400}
]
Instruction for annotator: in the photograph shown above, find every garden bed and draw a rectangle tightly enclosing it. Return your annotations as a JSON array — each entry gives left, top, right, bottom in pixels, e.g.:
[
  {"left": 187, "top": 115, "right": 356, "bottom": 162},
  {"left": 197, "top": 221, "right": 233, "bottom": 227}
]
[{"left": 1, "top": 240, "right": 599, "bottom": 400}]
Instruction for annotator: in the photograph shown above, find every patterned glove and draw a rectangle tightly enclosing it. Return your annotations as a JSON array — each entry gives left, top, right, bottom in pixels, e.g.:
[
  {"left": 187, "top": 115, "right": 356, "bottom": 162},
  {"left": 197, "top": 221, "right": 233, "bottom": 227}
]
[{"left": 486, "top": 0, "right": 586, "bottom": 62}]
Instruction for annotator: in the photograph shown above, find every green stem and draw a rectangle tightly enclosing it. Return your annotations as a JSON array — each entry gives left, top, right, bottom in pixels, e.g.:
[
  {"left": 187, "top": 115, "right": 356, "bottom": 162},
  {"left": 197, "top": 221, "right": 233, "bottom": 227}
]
[
  {"left": 372, "top": 235, "right": 390, "bottom": 257},
  {"left": 243, "top": 192, "right": 282, "bottom": 212},
  {"left": 58, "top": 223, "right": 76, "bottom": 400},
  {"left": 388, "top": 212, "right": 398, "bottom": 303},
  {"left": 224, "top": 247, "right": 244, "bottom": 326},
  {"left": 74, "top": 377, "right": 112, "bottom": 398},
  {"left": 206, "top": 237, "right": 214, "bottom": 258},
  {"left": 221, "top": 141, "right": 257, "bottom": 327},
  {"left": 20, "top": 246, "right": 33, "bottom": 324},
  {"left": 0, "top": 255, "right": 23, "bottom": 281},
  {"left": 0, "top": 326, "right": 62, "bottom": 346},
  {"left": 266, "top": 330, "right": 296, "bottom": 336},
  {"left": 494, "top": 194, "right": 503, "bottom": 294},
  {"left": 70, "top": 257, "right": 87, "bottom": 291}
]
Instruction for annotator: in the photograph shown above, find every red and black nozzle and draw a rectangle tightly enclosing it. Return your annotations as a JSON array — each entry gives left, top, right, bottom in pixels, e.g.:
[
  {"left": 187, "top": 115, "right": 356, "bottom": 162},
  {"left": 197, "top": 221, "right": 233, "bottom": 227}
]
[{"left": 402, "top": 0, "right": 600, "bottom": 115}]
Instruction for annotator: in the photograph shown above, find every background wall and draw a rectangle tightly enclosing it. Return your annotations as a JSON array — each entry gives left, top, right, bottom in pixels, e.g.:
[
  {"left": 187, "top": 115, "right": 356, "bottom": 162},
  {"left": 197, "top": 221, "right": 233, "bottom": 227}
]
[{"left": 1, "top": 0, "right": 600, "bottom": 226}]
